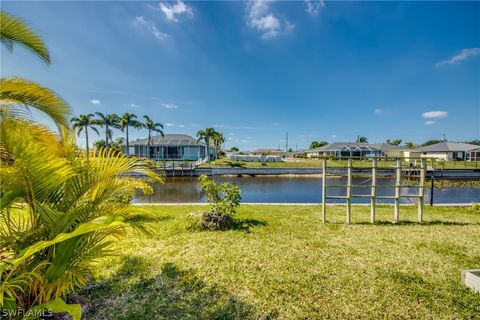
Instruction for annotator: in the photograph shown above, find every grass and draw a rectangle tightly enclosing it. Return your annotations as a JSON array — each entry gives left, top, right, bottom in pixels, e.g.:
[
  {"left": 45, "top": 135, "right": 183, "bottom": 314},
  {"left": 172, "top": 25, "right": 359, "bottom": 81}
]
[
  {"left": 201, "top": 158, "right": 480, "bottom": 169},
  {"left": 81, "top": 205, "right": 480, "bottom": 319}
]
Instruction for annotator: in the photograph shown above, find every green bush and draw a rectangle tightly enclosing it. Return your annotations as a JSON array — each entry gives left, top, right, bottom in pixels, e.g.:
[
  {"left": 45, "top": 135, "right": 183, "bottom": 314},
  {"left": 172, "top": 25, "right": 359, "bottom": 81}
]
[
  {"left": 199, "top": 174, "right": 241, "bottom": 216},
  {"left": 192, "top": 175, "right": 241, "bottom": 230}
]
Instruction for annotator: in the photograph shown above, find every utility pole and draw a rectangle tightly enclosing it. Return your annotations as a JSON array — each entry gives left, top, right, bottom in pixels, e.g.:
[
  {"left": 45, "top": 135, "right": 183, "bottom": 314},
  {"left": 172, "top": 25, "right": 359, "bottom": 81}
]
[{"left": 286, "top": 132, "right": 289, "bottom": 152}]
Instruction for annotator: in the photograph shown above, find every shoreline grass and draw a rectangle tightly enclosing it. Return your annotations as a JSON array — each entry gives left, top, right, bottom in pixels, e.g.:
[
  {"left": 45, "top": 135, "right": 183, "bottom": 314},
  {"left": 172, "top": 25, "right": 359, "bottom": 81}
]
[
  {"left": 201, "top": 158, "right": 480, "bottom": 170},
  {"left": 82, "top": 205, "right": 480, "bottom": 319}
]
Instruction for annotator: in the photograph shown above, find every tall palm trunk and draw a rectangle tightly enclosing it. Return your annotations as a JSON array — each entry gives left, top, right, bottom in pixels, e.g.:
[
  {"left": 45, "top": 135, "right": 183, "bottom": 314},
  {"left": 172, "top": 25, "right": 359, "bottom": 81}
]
[
  {"left": 125, "top": 125, "right": 129, "bottom": 155},
  {"left": 105, "top": 124, "right": 109, "bottom": 152},
  {"left": 147, "top": 130, "right": 151, "bottom": 159},
  {"left": 85, "top": 127, "right": 89, "bottom": 162},
  {"left": 206, "top": 137, "right": 210, "bottom": 162}
]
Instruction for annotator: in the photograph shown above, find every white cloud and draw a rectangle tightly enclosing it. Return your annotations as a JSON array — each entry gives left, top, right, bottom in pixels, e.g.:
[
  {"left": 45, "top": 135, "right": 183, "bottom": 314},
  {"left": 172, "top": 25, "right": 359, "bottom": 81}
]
[
  {"left": 129, "top": 103, "right": 139, "bottom": 108},
  {"left": 425, "top": 120, "right": 435, "bottom": 126},
  {"left": 158, "top": 1, "right": 193, "bottom": 22},
  {"left": 305, "top": 0, "right": 324, "bottom": 16},
  {"left": 165, "top": 123, "right": 175, "bottom": 127},
  {"left": 373, "top": 108, "right": 383, "bottom": 114},
  {"left": 246, "top": 1, "right": 294, "bottom": 39},
  {"left": 436, "top": 48, "right": 480, "bottom": 67},
  {"left": 133, "top": 16, "right": 168, "bottom": 41},
  {"left": 162, "top": 103, "right": 178, "bottom": 109},
  {"left": 179, "top": 124, "right": 185, "bottom": 128},
  {"left": 91, "top": 99, "right": 101, "bottom": 105},
  {"left": 331, "top": 134, "right": 336, "bottom": 138},
  {"left": 422, "top": 111, "right": 448, "bottom": 119}
]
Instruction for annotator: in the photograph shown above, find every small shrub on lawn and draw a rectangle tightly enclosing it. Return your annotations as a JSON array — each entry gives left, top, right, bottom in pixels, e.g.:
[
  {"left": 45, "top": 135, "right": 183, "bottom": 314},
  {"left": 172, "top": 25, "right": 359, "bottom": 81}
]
[
  {"left": 190, "top": 175, "right": 241, "bottom": 230},
  {"left": 470, "top": 202, "right": 480, "bottom": 214}
]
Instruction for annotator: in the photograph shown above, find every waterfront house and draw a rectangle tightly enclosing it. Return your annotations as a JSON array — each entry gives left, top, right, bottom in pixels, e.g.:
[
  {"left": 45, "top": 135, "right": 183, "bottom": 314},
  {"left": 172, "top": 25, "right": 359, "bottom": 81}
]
[
  {"left": 306, "top": 142, "right": 402, "bottom": 158},
  {"left": 127, "top": 134, "right": 214, "bottom": 161},
  {"left": 414, "top": 141, "right": 479, "bottom": 161},
  {"left": 467, "top": 147, "right": 480, "bottom": 161}
]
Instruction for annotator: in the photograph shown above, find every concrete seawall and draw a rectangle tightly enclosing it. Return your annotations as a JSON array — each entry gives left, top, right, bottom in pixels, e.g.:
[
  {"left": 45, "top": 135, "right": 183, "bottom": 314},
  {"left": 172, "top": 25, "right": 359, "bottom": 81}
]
[{"left": 161, "top": 167, "right": 480, "bottom": 179}]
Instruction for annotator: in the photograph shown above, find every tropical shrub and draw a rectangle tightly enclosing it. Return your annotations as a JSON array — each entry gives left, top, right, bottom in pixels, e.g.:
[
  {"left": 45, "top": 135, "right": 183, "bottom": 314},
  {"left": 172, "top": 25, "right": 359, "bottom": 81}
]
[
  {"left": 190, "top": 175, "right": 241, "bottom": 230},
  {"left": 199, "top": 174, "right": 241, "bottom": 216},
  {"left": 470, "top": 202, "right": 480, "bottom": 214},
  {"left": 0, "top": 120, "right": 162, "bottom": 318}
]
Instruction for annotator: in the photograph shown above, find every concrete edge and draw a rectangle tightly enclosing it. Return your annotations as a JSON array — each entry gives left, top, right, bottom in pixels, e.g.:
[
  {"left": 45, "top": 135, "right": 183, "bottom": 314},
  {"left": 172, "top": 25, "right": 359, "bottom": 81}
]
[
  {"left": 462, "top": 270, "right": 480, "bottom": 293},
  {"left": 133, "top": 203, "right": 475, "bottom": 206}
]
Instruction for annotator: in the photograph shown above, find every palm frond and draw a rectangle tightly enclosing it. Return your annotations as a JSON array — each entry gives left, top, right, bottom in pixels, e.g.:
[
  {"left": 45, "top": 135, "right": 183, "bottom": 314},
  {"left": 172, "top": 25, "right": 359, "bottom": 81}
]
[
  {"left": 0, "top": 77, "right": 71, "bottom": 127},
  {"left": 0, "top": 10, "right": 50, "bottom": 64}
]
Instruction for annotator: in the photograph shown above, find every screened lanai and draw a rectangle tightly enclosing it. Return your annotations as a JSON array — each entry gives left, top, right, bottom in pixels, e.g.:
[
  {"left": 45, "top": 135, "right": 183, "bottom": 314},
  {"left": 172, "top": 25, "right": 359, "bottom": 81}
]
[{"left": 127, "top": 134, "right": 211, "bottom": 161}]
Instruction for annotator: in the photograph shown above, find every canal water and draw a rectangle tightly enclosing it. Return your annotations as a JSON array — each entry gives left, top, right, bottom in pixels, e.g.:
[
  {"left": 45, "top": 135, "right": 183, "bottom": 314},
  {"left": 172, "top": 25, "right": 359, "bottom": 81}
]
[{"left": 133, "top": 176, "right": 480, "bottom": 204}]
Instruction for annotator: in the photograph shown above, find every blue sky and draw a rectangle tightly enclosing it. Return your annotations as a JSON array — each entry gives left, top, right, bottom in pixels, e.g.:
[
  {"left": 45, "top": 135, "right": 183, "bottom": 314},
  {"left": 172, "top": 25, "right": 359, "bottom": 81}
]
[{"left": 2, "top": 1, "right": 479, "bottom": 150}]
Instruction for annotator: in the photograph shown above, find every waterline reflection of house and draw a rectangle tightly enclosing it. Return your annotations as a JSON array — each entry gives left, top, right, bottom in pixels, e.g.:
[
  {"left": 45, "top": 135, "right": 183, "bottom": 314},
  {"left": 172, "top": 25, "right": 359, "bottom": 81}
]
[{"left": 127, "top": 134, "right": 213, "bottom": 161}]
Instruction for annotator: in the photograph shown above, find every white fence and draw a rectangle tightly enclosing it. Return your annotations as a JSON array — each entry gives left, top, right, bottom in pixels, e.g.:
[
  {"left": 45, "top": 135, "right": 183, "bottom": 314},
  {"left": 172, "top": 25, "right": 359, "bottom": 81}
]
[{"left": 229, "top": 155, "right": 282, "bottom": 162}]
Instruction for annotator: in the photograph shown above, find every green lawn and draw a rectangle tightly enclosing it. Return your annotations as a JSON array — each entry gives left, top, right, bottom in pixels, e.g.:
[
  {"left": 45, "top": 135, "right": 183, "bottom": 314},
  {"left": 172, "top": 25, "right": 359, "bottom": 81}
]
[
  {"left": 201, "top": 158, "right": 480, "bottom": 169},
  {"left": 82, "top": 205, "right": 480, "bottom": 319}
]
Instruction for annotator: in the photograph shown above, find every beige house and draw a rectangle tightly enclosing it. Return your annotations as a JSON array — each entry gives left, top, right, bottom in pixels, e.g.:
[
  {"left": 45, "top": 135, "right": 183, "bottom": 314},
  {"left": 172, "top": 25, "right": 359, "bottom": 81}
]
[{"left": 414, "top": 141, "right": 479, "bottom": 161}]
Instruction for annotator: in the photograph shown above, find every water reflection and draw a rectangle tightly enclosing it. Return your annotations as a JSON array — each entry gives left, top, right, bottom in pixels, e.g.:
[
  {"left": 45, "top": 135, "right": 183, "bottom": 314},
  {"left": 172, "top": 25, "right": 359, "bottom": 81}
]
[{"left": 134, "top": 176, "right": 480, "bottom": 204}]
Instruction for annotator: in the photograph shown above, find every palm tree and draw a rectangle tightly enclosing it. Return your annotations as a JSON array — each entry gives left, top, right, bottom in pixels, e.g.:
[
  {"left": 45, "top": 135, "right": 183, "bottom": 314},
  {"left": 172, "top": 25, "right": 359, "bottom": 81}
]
[
  {"left": 0, "top": 10, "right": 70, "bottom": 127},
  {"left": 212, "top": 131, "right": 225, "bottom": 160},
  {"left": 197, "top": 127, "right": 216, "bottom": 161},
  {"left": 386, "top": 139, "right": 402, "bottom": 146},
  {"left": 143, "top": 115, "right": 164, "bottom": 159},
  {"left": 0, "top": 119, "right": 162, "bottom": 317},
  {"left": 70, "top": 114, "right": 99, "bottom": 161},
  {"left": 95, "top": 112, "right": 121, "bottom": 152},
  {"left": 120, "top": 113, "right": 142, "bottom": 155},
  {"left": 356, "top": 136, "right": 368, "bottom": 143},
  {"left": 404, "top": 142, "right": 415, "bottom": 149}
]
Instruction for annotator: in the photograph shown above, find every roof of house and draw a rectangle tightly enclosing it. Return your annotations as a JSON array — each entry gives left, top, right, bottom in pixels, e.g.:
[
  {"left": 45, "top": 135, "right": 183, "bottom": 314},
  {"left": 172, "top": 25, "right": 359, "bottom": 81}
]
[
  {"left": 308, "top": 142, "right": 403, "bottom": 153},
  {"left": 130, "top": 134, "right": 206, "bottom": 146},
  {"left": 251, "top": 148, "right": 285, "bottom": 154},
  {"left": 414, "top": 141, "right": 479, "bottom": 153}
]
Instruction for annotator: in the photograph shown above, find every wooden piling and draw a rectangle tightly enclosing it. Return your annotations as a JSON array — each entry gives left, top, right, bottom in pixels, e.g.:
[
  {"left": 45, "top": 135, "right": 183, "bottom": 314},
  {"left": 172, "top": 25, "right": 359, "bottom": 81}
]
[
  {"left": 346, "top": 158, "right": 352, "bottom": 224},
  {"left": 371, "top": 158, "right": 377, "bottom": 223},
  {"left": 322, "top": 157, "right": 327, "bottom": 223},
  {"left": 394, "top": 158, "right": 401, "bottom": 221},
  {"left": 418, "top": 159, "right": 426, "bottom": 222}
]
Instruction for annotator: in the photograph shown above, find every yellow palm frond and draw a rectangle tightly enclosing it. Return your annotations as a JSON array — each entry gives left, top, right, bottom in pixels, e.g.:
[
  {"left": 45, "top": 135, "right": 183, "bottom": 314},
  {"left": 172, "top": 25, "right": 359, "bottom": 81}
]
[
  {"left": 0, "top": 119, "right": 73, "bottom": 213},
  {"left": 0, "top": 10, "right": 50, "bottom": 64},
  {"left": 0, "top": 77, "right": 71, "bottom": 128}
]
